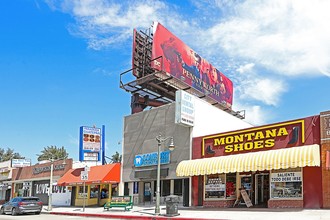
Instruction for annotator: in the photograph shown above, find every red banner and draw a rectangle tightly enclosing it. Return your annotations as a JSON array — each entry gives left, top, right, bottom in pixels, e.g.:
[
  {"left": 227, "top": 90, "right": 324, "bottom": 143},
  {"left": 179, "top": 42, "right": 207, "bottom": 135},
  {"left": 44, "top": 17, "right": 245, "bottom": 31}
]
[{"left": 152, "top": 22, "right": 233, "bottom": 108}]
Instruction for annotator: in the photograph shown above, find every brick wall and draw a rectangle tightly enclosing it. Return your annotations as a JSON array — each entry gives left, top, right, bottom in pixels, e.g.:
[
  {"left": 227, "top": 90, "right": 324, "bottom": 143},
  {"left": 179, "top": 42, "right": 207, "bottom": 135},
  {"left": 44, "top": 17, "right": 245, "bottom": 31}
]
[
  {"left": 268, "top": 199, "right": 303, "bottom": 208},
  {"left": 203, "top": 199, "right": 236, "bottom": 208}
]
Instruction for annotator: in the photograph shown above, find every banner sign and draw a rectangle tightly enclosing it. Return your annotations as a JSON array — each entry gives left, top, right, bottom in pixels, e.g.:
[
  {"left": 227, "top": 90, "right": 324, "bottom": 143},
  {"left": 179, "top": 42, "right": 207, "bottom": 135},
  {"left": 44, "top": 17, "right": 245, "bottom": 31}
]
[
  {"left": 134, "top": 151, "right": 171, "bottom": 167},
  {"left": 152, "top": 22, "right": 233, "bottom": 108},
  {"left": 175, "top": 90, "right": 195, "bottom": 127}
]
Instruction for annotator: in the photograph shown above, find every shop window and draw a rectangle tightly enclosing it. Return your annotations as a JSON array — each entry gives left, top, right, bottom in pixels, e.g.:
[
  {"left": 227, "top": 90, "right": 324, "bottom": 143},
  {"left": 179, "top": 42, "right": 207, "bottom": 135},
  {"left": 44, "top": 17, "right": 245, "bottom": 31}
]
[
  {"left": 111, "top": 184, "right": 119, "bottom": 196},
  {"left": 226, "top": 173, "right": 236, "bottom": 198},
  {"left": 174, "top": 179, "right": 183, "bottom": 196},
  {"left": 78, "top": 186, "right": 88, "bottom": 198},
  {"left": 162, "top": 180, "right": 170, "bottom": 196},
  {"left": 133, "top": 182, "right": 139, "bottom": 194},
  {"left": 90, "top": 185, "right": 99, "bottom": 198},
  {"left": 205, "top": 174, "right": 226, "bottom": 199},
  {"left": 270, "top": 168, "right": 302, "bottom": 199},
  {"left": 101, "top": 185, "right": 109, "bottom": 199}
]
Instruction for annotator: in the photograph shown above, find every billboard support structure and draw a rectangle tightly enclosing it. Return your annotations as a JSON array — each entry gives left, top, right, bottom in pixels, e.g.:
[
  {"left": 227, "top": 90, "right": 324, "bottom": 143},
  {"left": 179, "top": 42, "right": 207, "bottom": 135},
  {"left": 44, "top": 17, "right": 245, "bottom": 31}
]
[{"left": 120, "top": 22, "right": 245, "bottom": 119}]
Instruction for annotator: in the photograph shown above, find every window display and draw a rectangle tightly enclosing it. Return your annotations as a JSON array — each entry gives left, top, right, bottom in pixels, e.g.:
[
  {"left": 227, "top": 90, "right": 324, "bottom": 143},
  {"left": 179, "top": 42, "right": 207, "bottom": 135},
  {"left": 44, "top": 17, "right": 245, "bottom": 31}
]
[
  {"left": 270, "top": 168, "right": 302, "bottom": 199},
  {"left": 90, "top": 185, "right": 99, "bottom": 198},
  {"left": 78, "top": 186, "right": 88, "bottom": 198},
  {"left": 205, "top": 173, "right": 237, "bottom": 200},
  {"left": 226, "top": 173, "right": 236, "bottom": 198}
]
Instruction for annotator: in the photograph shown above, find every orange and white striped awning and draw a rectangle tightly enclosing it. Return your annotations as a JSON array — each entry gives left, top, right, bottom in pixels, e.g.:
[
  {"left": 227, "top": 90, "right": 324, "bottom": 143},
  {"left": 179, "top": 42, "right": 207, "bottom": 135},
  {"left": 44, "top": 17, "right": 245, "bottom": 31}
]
[{"left": 176, "top": 144, "right": 320, "bottom": 177}]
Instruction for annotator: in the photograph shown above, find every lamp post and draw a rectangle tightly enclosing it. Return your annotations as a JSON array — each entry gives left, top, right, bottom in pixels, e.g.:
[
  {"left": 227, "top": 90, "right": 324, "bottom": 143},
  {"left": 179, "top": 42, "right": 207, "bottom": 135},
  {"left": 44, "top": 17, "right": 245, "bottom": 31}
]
[
  {"left": 155, "top": 134, "right": 175, "bottom": 215},
  {"left": 48, "top": 158, "right": 66, "bottom": 211}
]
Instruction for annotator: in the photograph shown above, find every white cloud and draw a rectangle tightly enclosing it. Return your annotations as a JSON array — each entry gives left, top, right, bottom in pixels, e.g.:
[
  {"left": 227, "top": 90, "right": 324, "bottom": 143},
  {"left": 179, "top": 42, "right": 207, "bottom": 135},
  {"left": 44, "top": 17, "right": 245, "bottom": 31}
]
[
  {"left": 45, "top": 0, "right": 330, "bottom": 124},
  {"left": 235, "top": 63, "right": 287, "bottom": 106},
  {"left": 200, "top": 0, "right": 330, "bottom": 77}
]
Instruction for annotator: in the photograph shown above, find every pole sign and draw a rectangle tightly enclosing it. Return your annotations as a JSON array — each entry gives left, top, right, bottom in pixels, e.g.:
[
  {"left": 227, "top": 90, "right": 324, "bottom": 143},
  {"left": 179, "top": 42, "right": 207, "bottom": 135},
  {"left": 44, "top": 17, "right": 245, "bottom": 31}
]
[{"left": 79, "top": 126, "right": 102, "bottom": 161}]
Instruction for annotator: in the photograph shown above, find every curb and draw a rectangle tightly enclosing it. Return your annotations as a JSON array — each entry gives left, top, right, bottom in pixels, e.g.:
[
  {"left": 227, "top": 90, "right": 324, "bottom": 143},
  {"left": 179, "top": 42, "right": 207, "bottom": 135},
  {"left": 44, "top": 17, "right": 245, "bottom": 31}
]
[{"left": 48, "top": 211, "right": 224, "bottom": 220}]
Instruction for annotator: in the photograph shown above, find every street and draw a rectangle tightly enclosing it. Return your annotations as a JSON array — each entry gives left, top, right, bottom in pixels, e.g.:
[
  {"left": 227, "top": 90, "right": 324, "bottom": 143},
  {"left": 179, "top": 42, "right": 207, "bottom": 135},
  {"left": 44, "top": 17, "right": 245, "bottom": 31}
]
[{"left": 0, "top": 214, "right": 125, "bottom": 220}]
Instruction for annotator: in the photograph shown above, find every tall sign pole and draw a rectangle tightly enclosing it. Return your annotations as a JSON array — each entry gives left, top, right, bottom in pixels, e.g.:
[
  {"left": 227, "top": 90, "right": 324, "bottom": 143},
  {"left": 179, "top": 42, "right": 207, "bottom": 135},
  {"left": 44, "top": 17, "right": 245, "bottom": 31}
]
[
  {"left": 102, "top": 125, "right": 105, "bottom": 165},
  {"left": 81, "top": 168, "right": 89, "bottom": 212}
]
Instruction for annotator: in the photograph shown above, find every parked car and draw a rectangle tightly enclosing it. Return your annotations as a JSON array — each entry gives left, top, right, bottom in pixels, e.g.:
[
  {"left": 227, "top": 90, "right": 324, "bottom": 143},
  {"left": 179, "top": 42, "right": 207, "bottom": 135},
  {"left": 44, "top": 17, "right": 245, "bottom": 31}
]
[{"left": 0, "top": 197, "right": 43, "bottom": 215}]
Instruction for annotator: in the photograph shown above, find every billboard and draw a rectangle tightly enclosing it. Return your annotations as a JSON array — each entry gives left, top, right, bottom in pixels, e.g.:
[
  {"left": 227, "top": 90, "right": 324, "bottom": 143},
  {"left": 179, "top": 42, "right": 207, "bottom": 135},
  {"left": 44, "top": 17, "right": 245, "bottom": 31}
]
[{"left": 151, "top": 22, "right": 233, "bottom": 108}]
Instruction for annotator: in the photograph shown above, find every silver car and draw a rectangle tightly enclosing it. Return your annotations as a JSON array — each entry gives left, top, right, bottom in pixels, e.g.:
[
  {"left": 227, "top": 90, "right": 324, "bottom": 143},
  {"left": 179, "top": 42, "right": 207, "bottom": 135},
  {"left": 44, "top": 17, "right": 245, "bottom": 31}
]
[{"left": 0, "top": 197, "right": 43, "bottom": 215}]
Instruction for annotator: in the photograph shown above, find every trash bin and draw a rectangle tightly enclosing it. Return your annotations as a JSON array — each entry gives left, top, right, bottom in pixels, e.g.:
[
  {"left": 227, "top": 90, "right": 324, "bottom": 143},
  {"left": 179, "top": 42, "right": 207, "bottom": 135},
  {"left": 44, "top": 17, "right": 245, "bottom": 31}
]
[{"left": 165, "top": 195, "right": 180, "bottom": 217}]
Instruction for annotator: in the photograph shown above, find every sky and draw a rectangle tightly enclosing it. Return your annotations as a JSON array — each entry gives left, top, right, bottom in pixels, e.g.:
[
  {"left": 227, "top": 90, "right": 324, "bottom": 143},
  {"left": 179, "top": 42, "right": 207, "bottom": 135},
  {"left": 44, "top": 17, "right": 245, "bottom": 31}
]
[{"left": 1, "top": 0, "right": 330, "bottom": 164}]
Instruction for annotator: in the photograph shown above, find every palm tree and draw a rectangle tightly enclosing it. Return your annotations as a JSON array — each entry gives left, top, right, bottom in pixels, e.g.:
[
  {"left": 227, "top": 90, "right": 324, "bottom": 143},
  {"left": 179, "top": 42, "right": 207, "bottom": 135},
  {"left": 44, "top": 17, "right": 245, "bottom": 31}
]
[
  {"left": 37, "top": 145, "right": 68, "bottom": 161},
  {"left": 110, "top": 151, "right": 122, "bottom": 163},
  {"left": 0, "top": 147, "right": 24, "bottom": 162}
]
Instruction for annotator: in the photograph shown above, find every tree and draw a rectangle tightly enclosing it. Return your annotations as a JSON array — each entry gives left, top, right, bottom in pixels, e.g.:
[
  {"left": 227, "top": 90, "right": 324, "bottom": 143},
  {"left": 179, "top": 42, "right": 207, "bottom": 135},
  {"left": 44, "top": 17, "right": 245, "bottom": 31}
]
[
  {"left": 37, "top": 145, "right": 68, "bottom": 161},
  {"left": 0, "top": 147, "right": 24, "bottom": 162},
  {"left": 110, "top": 151, "right": 122, "bottom": 163}
]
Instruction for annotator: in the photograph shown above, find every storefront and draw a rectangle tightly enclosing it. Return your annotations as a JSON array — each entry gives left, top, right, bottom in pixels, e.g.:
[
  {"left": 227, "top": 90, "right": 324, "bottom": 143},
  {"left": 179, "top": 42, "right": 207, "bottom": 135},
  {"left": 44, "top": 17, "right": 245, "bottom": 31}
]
[
  {"left": 57, "top": 163, "right": 120, "bottom": 207},
  {"left": 0, "top": 161, "right": 12, "bottom": 204},
  {"left": 122, "top": 93, "right": 252, "bottom": 207},
  {"left": 176, "top": 116, "right": 323, "bottom": 208},
  {"left": 10, "top": 159, "right": 73, "bottom": 206}
]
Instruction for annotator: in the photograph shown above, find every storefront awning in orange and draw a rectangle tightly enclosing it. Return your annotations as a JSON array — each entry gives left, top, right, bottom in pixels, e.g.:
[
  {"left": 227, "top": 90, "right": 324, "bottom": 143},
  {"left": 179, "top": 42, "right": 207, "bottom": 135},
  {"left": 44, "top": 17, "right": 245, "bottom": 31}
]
[
  {"left": 176, "top": 145, "right": 320, "bottom": 177},
  {"left": 57, "top": 163, "right": 120, "bottom": 186}
]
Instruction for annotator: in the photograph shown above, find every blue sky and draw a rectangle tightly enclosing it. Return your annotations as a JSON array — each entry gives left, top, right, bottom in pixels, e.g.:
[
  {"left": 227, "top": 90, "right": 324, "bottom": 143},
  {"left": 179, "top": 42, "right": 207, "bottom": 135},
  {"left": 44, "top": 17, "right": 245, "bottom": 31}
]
[{"left": 1, "top": 0, "right": 329, "bottom": 164}]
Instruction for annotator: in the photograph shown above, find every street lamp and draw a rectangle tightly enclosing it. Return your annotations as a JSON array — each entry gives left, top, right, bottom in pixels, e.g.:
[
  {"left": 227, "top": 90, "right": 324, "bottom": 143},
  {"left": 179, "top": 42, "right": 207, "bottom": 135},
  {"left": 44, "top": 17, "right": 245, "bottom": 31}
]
[
  {"left": 48, "top": 158, "right": 66, "bottom": 211},
  {"left": 155, "top": 134, "right": 175, "bottom": 215}
]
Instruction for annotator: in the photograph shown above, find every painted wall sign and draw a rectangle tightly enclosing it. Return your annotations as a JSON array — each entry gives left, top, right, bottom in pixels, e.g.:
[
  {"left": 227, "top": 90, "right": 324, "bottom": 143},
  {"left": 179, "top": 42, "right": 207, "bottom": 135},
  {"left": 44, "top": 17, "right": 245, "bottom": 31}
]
[{"left": 134, "top": 151, "right": 171, "bottom": 167}]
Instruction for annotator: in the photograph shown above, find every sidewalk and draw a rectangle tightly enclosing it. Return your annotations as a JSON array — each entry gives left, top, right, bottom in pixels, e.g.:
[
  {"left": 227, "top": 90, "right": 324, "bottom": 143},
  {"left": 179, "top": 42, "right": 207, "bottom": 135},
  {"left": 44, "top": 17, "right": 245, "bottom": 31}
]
[{"left": 42, "top": 204, "right": 330, "bottom": 220}]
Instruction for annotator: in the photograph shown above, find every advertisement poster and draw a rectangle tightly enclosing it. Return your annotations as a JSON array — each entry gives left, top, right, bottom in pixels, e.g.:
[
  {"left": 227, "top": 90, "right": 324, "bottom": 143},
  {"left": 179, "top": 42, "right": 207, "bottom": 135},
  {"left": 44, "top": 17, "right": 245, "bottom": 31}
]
[
  {"left": 151, "top": 22, "right": 233, "bottom": 108},
  {"left": 82, "top": 126, "right": 101, "bottom": 152}
]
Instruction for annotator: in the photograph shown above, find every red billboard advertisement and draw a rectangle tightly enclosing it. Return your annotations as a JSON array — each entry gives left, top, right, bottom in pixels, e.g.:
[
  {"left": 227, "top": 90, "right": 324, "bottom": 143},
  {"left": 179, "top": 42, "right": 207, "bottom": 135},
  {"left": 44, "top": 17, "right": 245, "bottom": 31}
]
[{"left": 151, "top": 22, "right": 233, "bottom": 108}]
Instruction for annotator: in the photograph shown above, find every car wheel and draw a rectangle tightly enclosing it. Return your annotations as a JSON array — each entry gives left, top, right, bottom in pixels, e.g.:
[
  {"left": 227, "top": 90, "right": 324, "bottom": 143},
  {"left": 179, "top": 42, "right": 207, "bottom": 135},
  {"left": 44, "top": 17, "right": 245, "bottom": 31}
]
[
  {"left": 35, "top": 211, "right": 41, "bottom": 215},
  {"left": 11, "top": 207, "right": 17, "bottom": 216},
  {"left": 0, "top": 207, "right": 4, "bottom": 215}
]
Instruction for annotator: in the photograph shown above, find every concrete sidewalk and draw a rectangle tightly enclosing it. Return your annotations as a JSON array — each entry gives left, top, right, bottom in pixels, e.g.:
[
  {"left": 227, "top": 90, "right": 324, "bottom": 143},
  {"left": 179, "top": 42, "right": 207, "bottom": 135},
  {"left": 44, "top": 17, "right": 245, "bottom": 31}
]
[{"left": 42, "top": 205, "right": 330, "bottom": 220}]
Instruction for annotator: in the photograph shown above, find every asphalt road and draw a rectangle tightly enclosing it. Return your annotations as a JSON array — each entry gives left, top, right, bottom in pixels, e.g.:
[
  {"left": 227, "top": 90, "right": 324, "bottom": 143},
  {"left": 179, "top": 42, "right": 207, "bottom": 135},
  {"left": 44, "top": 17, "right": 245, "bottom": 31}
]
[{"left": 0, "top": 213, "right": 123, "bottom": 220}]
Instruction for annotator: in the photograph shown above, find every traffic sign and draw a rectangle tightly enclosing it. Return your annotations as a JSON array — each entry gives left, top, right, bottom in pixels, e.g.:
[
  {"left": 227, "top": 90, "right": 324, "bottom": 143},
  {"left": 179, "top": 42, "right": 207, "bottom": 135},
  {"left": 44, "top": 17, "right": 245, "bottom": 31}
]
[{"left": 81, "top": 171, "right": 88, "bottom": 180}]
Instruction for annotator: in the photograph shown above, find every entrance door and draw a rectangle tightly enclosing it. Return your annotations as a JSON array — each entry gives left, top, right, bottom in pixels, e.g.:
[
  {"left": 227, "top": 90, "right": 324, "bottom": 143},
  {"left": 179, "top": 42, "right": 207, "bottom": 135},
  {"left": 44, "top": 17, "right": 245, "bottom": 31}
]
[
  {"left": 143, "top": 182, "right": 151, "bottom": 203},
  {"left": 240, "top": 175, "right": 253, "bottom": 200},
  {"left": 255, "top": 173, "right": 269, "bottom": 207}
]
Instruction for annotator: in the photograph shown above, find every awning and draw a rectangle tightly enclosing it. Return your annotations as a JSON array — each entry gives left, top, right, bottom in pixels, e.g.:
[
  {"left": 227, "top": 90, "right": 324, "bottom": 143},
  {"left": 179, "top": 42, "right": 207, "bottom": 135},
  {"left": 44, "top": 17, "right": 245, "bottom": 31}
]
[
  {"left": 57, "top": 163, "right": 120, "bottom": 186},
  {"left": 176, "top": 144, "right": 320, "bottom": 177}
]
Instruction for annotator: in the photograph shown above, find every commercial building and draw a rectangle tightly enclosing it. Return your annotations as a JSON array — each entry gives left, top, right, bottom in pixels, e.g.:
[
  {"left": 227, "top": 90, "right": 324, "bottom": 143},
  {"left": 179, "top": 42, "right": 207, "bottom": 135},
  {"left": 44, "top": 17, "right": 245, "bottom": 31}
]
[
  {"left": 57, "top": 163, "right": 121, "bottom": 206},
  {"left": 10, "top": 159, "right": 73, "bottom": 206},
  {"left": 176, "top": 112, "right": 330, "bottom": 209},
  {"left": 121, "top": 93, "right": 252, "bottom": 206}
]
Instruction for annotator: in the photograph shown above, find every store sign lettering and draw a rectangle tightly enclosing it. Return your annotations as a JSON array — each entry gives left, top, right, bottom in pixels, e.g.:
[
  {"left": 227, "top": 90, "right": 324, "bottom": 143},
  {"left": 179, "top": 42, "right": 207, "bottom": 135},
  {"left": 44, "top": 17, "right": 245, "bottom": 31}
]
[
  {"left": 33, "top": 164, "right": 65, "bottom": 175},
  {"left": 213, "top": 127, "right": 288, "bottom": 153},
  {"left": 134, "top": 151, "right": 170, "bottom": 167},
  {"left": 35, "top": 184, "right": 67, "bottom": 194},
  {"left": 270, "top": 172, "right": 302, "bottom": 182}
]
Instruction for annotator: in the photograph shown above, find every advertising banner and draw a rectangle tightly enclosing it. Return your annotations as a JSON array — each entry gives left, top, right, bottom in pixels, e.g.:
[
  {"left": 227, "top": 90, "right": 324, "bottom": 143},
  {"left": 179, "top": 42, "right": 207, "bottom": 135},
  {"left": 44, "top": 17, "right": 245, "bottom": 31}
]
[{"left": 151, "top": 22, "right": 233, "bottom": 108}]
